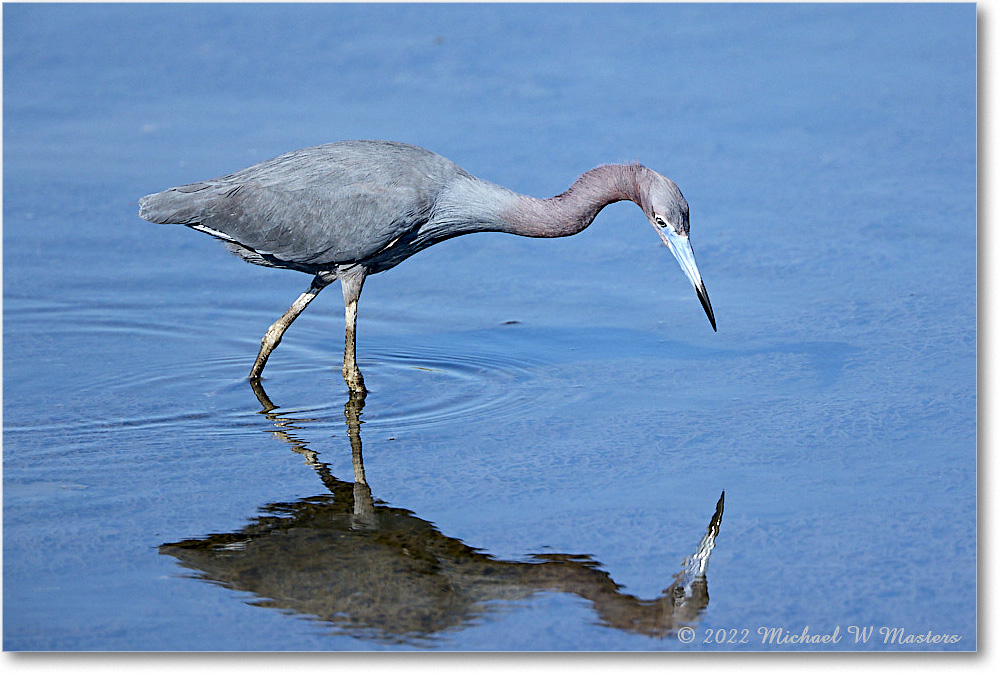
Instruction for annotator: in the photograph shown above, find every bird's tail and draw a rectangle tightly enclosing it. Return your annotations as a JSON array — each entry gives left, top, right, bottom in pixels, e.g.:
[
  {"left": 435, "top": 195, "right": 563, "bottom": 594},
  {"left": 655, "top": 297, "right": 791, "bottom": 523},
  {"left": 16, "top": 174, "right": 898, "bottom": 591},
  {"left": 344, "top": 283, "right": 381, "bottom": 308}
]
[{"left": 137, "top": 183, "right": 214, "bottom": 225}]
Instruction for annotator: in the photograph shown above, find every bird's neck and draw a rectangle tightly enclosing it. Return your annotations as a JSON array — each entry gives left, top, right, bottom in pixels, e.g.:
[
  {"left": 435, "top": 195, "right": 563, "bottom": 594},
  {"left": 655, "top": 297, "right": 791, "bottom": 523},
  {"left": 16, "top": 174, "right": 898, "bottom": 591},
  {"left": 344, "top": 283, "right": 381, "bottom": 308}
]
[{"left": 498, "top": 164, "right": 649, "bottom": 238}]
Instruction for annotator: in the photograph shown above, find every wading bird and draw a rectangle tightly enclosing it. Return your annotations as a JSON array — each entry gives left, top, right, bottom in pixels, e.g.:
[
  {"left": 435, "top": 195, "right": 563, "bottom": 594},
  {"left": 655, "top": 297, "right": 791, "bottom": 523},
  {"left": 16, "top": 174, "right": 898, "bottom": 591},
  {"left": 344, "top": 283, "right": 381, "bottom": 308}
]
[{"left": 139, "top": 140, "right": 715, "bottom": 393}]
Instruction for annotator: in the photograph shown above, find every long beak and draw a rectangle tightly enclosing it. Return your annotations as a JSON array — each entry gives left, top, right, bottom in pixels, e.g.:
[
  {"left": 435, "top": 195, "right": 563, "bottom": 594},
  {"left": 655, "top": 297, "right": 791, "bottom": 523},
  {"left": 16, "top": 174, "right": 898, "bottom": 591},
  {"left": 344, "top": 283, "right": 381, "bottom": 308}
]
[{"left": 655, "top": 226, "right": 717, "bottom": 331}]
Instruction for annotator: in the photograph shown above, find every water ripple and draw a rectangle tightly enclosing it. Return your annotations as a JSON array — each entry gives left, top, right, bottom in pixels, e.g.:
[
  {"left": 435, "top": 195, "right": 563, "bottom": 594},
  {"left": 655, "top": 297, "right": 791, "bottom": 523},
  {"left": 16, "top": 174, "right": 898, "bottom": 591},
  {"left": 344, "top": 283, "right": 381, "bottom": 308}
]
[
  {"left": 356, "top": 342, "right": 547, "bottom": 432},
  {"left": 7, "top": 297, "right": 561, "bottom": 440}
]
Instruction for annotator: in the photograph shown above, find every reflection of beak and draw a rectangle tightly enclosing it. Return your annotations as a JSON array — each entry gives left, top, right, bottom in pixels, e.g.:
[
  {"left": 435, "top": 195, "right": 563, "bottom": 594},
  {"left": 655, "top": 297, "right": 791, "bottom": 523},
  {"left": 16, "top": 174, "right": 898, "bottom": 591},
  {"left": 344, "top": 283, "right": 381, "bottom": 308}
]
[{"left": 655, "top": 225, "right": 717, "bottom": 331}]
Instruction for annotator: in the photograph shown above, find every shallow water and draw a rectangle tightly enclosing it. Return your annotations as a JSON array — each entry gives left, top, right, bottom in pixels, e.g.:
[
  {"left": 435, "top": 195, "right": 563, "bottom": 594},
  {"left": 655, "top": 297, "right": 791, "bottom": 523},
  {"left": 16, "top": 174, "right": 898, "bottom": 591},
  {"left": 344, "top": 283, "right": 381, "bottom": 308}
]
[{"left": 3, "top": 3, "right": 976, "bottom": 651}]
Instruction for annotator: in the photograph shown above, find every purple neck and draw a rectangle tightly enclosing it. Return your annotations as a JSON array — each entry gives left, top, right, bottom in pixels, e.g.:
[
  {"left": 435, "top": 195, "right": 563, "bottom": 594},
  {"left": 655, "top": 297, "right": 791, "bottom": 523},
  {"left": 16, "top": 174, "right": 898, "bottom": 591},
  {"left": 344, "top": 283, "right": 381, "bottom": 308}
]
[{"left": 498, "top": 164, "right": 650, "bottom": 238}]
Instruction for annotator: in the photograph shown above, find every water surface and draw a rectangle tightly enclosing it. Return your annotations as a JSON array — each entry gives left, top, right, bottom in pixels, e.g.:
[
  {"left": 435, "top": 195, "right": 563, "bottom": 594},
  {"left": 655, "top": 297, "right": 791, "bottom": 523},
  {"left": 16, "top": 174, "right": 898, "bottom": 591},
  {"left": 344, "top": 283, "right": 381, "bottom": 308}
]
[{"left": 3, "top": 3, "right": 976, "bottom": 651}]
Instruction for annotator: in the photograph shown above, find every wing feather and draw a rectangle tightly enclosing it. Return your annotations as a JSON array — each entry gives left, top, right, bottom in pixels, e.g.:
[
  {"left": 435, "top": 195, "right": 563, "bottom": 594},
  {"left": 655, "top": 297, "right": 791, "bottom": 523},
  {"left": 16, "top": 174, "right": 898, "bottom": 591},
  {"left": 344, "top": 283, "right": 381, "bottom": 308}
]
[{"left": 138, "top": 141, "right": 460, "bottom": 268}]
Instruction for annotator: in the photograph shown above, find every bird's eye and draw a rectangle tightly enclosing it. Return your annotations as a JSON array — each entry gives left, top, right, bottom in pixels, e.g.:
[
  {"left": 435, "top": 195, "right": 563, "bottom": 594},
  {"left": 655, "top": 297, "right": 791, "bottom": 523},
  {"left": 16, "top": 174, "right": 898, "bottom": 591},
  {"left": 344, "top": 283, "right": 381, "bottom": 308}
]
[{"left": 654, "top": 215, "right": 666, "bottom": 227}]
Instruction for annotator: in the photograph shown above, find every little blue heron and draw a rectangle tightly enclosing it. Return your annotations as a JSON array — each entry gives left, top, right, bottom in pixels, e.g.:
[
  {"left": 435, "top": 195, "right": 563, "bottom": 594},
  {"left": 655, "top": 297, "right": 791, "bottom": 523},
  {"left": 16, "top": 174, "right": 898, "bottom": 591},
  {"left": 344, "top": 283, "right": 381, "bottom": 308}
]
[{"left": 139, "top": 140, "right": 716, "bottom": 393}]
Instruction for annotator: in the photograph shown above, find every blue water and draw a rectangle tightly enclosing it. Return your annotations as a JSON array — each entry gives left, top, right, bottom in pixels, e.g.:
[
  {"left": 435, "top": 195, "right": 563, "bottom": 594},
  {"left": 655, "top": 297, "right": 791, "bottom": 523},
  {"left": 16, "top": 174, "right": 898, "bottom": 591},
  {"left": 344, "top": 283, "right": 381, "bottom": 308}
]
[{"left": 3, "top": 3, "right": 976, "bottom": 651}]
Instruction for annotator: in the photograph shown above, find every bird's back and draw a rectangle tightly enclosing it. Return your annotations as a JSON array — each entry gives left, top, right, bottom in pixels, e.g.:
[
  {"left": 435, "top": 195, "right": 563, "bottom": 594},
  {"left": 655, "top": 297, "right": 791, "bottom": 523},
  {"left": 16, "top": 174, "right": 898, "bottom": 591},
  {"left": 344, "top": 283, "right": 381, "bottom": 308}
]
[{"left": 139, "top": 141, "right": 467, "bottom": 271}]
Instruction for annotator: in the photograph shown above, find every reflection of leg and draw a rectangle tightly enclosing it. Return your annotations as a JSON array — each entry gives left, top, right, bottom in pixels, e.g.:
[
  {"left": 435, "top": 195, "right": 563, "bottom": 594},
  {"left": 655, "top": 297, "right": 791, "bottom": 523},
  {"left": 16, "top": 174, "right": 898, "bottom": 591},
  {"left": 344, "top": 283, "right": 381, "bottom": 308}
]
[
  {"left": 250, "top": 275, "right": 331, "bottom": 380},
  {"left": 249, "top": 377, "right": 276, "bottom": 412},
  {"left": 344, "top": 389, "right": 367, "bottom": 485},
  {"left": 343, "top": 388, "right": 375, "bottom": 524},
  {"left": 340, "top": 270, "right": 367, "bottom": 393}
]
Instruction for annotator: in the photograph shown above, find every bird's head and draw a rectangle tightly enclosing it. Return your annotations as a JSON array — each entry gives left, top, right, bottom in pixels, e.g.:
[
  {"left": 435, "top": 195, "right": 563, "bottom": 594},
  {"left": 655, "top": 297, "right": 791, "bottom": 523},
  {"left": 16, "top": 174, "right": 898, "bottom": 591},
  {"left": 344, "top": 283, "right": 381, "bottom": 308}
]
[{"left": 639, "top": 170, "right": 716, "bottom": 332}]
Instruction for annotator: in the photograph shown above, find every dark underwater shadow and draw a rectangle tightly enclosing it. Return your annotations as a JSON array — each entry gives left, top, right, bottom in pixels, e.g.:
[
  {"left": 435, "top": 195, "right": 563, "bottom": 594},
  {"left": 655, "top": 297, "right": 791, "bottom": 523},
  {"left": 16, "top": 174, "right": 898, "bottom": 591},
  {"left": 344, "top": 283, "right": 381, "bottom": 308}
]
[{"left": 159, "top": 381, "right": 725, "bottom": 645}]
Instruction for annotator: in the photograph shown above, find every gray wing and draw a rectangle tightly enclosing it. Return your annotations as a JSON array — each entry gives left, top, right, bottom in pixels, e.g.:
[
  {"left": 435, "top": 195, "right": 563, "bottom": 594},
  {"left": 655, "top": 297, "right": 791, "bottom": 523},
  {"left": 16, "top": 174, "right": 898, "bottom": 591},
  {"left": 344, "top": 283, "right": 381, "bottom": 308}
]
[{"left": 138, "top": 141, "right": 461, "bottom": 268}]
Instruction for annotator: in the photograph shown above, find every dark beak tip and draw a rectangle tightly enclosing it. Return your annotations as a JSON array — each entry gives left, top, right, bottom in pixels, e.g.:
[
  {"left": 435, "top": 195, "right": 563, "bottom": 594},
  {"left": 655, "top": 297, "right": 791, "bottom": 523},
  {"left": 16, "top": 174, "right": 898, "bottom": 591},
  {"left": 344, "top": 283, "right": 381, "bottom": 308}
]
[{"left": 697, "top": 285, "right": 716, "bottom": 332}]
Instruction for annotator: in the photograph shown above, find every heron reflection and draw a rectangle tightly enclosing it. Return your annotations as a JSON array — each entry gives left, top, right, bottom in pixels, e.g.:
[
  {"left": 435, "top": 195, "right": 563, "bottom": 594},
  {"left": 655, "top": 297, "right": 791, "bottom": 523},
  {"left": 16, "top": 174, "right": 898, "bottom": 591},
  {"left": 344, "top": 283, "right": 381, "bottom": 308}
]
[{"left": 160, "top": 382, "right": 724, "bottom": 643}]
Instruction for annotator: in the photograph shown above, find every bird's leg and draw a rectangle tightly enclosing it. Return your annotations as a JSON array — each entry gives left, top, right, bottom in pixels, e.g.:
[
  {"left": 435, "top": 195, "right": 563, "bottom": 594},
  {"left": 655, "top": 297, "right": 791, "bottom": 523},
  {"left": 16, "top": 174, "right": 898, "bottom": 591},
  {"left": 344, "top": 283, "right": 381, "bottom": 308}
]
[
  {"left": 249, "top": 276, "right": 331, "bottom": 380},
  {"left": 340, "top": 269, "right": 367, "bottom": 394},
  {"left": 343, "top": 299, "right": 364, "bottom": 392}
]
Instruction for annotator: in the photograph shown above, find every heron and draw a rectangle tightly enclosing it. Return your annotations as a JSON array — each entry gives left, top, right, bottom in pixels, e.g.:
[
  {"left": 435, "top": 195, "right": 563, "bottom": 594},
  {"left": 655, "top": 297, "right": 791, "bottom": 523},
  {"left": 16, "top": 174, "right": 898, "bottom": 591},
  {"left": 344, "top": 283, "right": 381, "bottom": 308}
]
[{"left": 139, "top": 140, "right": 715, "bottom": 393}]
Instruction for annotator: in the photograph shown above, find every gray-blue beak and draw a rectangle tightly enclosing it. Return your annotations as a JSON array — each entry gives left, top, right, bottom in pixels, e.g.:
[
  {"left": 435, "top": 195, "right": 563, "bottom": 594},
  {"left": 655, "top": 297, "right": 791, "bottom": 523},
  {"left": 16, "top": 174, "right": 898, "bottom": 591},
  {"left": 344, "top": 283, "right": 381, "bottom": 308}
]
[{"left": 656, "top": 225, "right": 717, "bottom": 331}]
